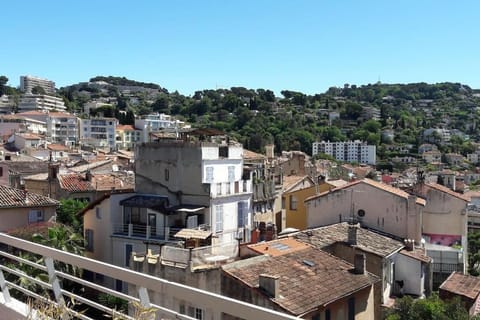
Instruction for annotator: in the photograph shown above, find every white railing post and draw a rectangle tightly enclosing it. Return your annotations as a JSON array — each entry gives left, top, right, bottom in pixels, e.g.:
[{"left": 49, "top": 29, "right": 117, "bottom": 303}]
[
  {"left": 128, "top": 223, "right": 133, "bottom": 237},
  {"left": 146, "top": 225, "right": 151, "bottom": 240},
  {"left": 45, "top": 257, "right": 67, "bottom": 319},
  {"left": 164, "top": 227, "right": 170, "bottom": 241},
  {"left": 138, "top": 286, "right": 151, "bottom": 310},
  {"left": 0, "top": 269, "right": 11, "bottom": 303}
]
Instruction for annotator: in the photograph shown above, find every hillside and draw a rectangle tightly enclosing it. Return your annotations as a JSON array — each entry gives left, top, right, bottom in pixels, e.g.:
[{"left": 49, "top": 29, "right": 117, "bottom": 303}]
[{"left": 57, "top": 78, "right": 480, "bottom": 159}]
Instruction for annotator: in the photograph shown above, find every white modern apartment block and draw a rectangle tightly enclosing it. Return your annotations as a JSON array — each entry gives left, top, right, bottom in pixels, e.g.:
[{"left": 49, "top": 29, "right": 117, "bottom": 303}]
[
  {"left": 80, "top": 117, "right": 118, "bottom": 149},
  {"left": 46, "top": 112, "right": 78, "bottom": 146},
  {"left": 135, "top": 113, "right": 186, "bottom": 142},
  {"left": 20, "top": 75, "right": 56, "bottom": 94},
  {"left": 312, "top": 140, "right": 376, "bottom": 165},
  {"left": 18, "top": 94, "right": 66, "bottom": 112}
]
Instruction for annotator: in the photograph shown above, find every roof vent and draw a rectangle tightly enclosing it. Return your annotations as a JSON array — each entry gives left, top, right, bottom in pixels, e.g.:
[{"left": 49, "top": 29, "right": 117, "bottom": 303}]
[{"left": 302, "top": 260, "right": 315, "bottom": 267}]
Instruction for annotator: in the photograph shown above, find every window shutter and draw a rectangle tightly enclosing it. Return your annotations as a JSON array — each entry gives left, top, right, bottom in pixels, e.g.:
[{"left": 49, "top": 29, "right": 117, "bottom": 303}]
[
  {"left": 228, "top": 166, "right": 235, "bottom": 182},
  {"left": 206, "top": 167, "right": 214, "bottom": 182},
  {"left": 215, "top": 205, "right": 223, "bottom": 232},
  {"left": 237, "top": 202, "right": 244, "bottom": 228}
]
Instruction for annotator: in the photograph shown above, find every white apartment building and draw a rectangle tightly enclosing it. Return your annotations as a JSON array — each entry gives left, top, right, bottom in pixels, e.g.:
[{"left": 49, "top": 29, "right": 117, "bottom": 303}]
[
  {"left": 135, "top": 133, "right": 253, "bottom": 245},
  {"left": 312, "top": 140, "right": 376, "bottom": 165},
  {"left": 80, "top": 117, "right": 118, "bottom": 149},
  {"left": 46, "top": 112, "right": 78, "bottom": 146},
  {"left": 20, "top": 75, "right": 56, "bottom": 94},
  {"left": 135, "top": 113, "right": 186, "bottom": 142},
  {"left": 0, "top": 95, "right": 14, "bottom": 114},
  {"left": 18, "top": 94, "right": 66, "bottom": 112}
]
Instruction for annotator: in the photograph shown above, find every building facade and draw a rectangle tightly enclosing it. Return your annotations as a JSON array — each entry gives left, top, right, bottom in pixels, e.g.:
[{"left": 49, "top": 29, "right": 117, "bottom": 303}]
[
  {"left": 312, "top": 140, "right": 376, "bottom": 165},
  {"left": 46, "top": 112, "right": 78, "bottom": 146},
  {"left": 79, "top": 117, "right": 117, "bottom": 149},
  {"left": 18, "top": 94, "right": 66, "bottom": 112},
  {"left": 20, "top": 75, "right": 56, "bottom": 95},
  {"left": 135, "top": 134, "right": 253, "bottom": 245}
]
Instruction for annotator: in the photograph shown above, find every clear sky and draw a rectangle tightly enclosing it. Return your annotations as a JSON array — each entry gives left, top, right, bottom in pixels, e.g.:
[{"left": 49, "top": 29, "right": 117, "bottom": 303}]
[{"left": 1, "top": 1, "right": 479, "bottom": 95}]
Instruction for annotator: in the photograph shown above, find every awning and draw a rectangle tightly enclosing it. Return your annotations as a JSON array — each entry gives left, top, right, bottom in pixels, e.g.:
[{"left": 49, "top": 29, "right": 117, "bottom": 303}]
[
  {"left": 166, "top": 204, "right": 205, "bottom": 213},
  {"left": 174, "top": 228, "right": 212, "bottom": 240}
]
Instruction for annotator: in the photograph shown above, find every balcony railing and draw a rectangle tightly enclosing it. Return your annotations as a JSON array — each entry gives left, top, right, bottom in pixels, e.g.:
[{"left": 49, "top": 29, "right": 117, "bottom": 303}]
[
  {"left": 112, "top": 224, "right": 182, "bottom": 241},
  {"left": 0, "top": 233, "right": 299, "bottom": 320}
]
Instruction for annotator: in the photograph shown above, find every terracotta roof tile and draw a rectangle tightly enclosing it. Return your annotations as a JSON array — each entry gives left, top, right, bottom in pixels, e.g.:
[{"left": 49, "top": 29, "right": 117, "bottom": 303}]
[
  {"left": 399, "top": 248, "right": 432, "bottom": 263},
  {"left": 243, "top": 149, "right": 266, "bottom": 160},
  {"left": 47, "top": 144, "right": 69, "bottom": 151},
  {"left": 425, "top": 183, "right": 470, "bottom": 202},
  {"left": 223, "top": 247, "right": 379, "bottom": 315},
  {"left": 292, "top": 222, "right": 404, "bottom": 257},
  {"left": 306, "top": 178, "right": 425, "bottom": 206},
  {"left": 440, "top": 272, "right": 480, "bottom": 300},
  {"left": 58, "top": 174, "right": 94, "bottom": 192},
  {"left": 283, "top": 175, "right": 312, "bottom": 192},
  {"left": 0, "top": 185, "right": 58, "bottom": 208}
]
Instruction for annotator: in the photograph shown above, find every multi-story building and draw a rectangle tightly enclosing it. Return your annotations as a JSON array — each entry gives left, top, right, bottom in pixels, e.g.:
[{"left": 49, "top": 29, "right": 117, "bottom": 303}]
[
  {"left": 18, "top": 94, "right": 66, "bottom": 112},
  {"left": 115, "top": 125, "right": 142, "bottom": 150},
  {"left": 135, "top": 113, "right": 186, "bottom": 142},
  {"left": 135, "top": 129, "right": 253, "bottom": 245},
  {"left": 46, "top": 112, "right": 78, "bottom": 146},
  {"left": 79, "top": 117, "right": 117, "bottom": 149},
  {"left": 312, "top": 140, "right": 376, "bottom": 165},
  {"left": 20, "top": 75, "right": 55, "bottom": 95}
]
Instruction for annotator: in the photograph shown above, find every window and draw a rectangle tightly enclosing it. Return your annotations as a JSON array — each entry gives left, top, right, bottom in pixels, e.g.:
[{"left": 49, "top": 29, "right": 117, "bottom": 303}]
[
  {"left": 95, "top": 207, "right": 101, "bottom": 219},
  {"left": 205, "top": 166, "right": 214, "bottom": 182},
  {"left": 215, "top": 205, "right": 223, "bottom": 232},
  {"left": 226, "top": 182, "right": 231, "bottom": 195},
  {"left": 282, "top": 197, "right": 286, "bottom": 209},
  {"left": 217, "top": 183, "right": 222, "bottom": 196},
  {"left": 348, "top": 297, "right": 355, "bottom": 320},
  {"left": 325, "top": 309, "right": 331, "bottom": 320},
  {"left": 228, "top": 166, "right": 235, "bottom": 182},
  {"left": 289, "top": 195, "right": 298, "bottom": 210},
  {"left": 0, "top": 167, "right": 3, "bottom": 177},
  {"left": 28, "top": 210, "right": 44, "bottom": 223},
  {"left": 85, "top": 229, "right": 94, "bottom": 252},
  {"left": 165, "top": 168, "right": 169, "bottom": 181},
  {"left": 237, "top": 201, "right": 248, "bottom": 228},
  {"left": 125, "top": 244, "right": 133, "bottom": 267},
  {"left": 194, "top": 308, "right": 204, "bottom": 320}
]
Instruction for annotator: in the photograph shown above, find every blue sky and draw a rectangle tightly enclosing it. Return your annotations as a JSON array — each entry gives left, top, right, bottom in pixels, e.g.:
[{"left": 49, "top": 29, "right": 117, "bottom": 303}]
[{"left": 1, "top": 1, "right": 479, "bottom": 95}]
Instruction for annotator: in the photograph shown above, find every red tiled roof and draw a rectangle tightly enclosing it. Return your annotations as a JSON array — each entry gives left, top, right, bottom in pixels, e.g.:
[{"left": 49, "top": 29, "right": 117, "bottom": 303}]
[
  {"left": 47, "top": 144, "right": 69, "bottom": 151},
  {"left": 283, "top": 175, "right": 312, "bottom": 192},
  {"left": 0, "top": 185, "right": 58, "bottom": 208},
  {"left": 440, "top": 272, "right": 480, "bottom": 300},
  {"left": 58, "top": 174, "right": 94, "bottom": 192},
  {"left": 306, "top": 178, "right": 426, "bottom": 206},
  {"left": 223, "top": 247, "right": 379, "bottom": 316},
  {"left": 425, "top": 183, "right": 470, "bottom": 202},
  {"left": 248, "top": 238, "right": 311, "bottom": 257},
  {"left": 399, "top": 248, "right": 432, "bottom": 263},
  {"left": 243, "top": 149, "right": 266, "bottom": 160},
  {"left": 48, "top": 112, "right": 76, "bottom": 118},
  {"left": 116, "top": 125, "right": 138, "bottom": 131}
]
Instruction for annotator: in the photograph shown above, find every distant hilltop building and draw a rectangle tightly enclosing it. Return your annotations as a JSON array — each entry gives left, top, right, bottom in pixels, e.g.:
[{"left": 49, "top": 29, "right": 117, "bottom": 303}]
[
  {"left": 312, "top": 140, "right": 376, "bottom": 165},
  {"left": 20, "top": 75, "right": 56, "bottom": 95}
]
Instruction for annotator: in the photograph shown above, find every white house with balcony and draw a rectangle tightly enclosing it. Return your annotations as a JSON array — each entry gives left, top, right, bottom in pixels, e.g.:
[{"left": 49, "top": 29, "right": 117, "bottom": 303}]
[
  {"left": 79, "top": 117, "right": 118, "bottom": 149},
  {"left": 46, "top": 112, "right": 78, "bottom": 146},
  {"left": 135, "top": 130, "right": 253, "bottom": 245},
  {"left": 135, "top": 113, "right": 186, "bottom": 142}
]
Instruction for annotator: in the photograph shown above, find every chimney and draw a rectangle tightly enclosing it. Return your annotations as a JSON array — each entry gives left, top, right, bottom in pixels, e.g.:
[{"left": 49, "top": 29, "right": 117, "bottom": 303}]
[
  {"left": 259, "top": 274, "right": 279, "bottom": 298},
  {"left": 348, "top": 223, "right": 359, "bottom": 246},
  {"left": 85, "top": 170, "right": 92, "bottom": 182},
  {"left": 404, "top": 239, "right": 414, "bottom": 251},
  {"left": 265, "top": 144, "right": 274, "bottom": 159},
  {"left": 23, "top": 189, "right": 29, "bottom": 204},
  {"left": 353, "top": 253, "right": 366, "bottom": 274}
]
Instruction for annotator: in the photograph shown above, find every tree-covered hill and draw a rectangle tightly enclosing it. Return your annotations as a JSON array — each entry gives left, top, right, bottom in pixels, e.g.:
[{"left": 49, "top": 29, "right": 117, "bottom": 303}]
[{"left": 58, "top": 78, "right": 480, "bottom": 157}]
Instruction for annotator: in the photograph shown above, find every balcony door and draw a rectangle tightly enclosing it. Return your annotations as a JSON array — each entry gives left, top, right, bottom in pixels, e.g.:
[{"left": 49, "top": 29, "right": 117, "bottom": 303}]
[{"left": 148, "top": 213, "right": 157, "bottom": 237}]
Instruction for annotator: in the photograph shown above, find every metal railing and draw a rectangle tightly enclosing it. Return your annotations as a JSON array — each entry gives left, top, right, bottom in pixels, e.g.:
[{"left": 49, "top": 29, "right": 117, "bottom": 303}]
[
  {"left": 0, "top": 233, "right": 299, "bottom": 320},
  {"left": 112, "top": 224, "right": 182, "bottom": 241}
]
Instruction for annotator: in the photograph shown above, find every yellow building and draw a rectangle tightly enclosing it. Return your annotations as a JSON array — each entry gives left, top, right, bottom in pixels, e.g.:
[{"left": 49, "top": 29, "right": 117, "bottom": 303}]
[{"left": 282, "top": 176, "right": 334, "bottom": 230}]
